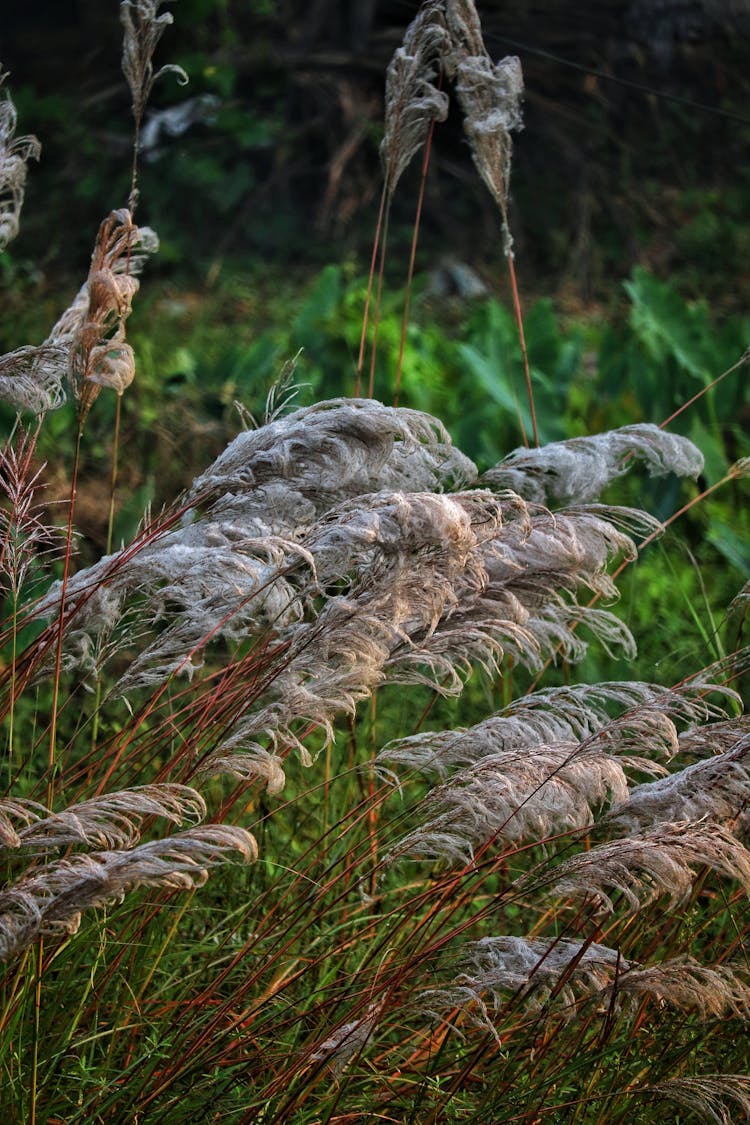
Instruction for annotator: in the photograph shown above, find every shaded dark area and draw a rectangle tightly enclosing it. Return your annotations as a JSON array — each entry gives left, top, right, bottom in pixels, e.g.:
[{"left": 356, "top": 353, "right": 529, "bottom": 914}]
[{"left": 2, "top": 0, "right": 750, "bottom": 303}]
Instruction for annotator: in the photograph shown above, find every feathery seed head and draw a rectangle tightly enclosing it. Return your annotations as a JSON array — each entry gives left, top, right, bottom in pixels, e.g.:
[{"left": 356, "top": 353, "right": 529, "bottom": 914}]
[
  {"left": 0, "top": 68, "right": 40, "bottom": 253},
  {"left": 645, "top": 1075, "right": 750, "bottom": 1125},
  {"left": 120, "top": 1, "right": 188, "bottom": 132},
  {"left": 538, "top": 820, "right": 750, "bottom": 914},
  {"left": 0, "top": 824, "right": 256, "bottom": 962},
  {"left": 381, "top": 3, "right": 450, "bottom": 197}
]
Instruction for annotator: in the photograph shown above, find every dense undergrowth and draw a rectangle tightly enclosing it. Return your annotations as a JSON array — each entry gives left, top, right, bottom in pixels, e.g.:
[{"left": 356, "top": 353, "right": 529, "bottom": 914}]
[{"left": 2, "top": 3, "right": 750, "bottom": 1124}]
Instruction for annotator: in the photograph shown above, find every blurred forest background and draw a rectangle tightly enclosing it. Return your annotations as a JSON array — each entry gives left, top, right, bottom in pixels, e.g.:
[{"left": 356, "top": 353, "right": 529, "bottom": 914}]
[
  {"left": 1, "top": 0, "right": 750, "bottom": 682},
  {"left": 4, "top": 0, "right": 750, "bottom": 287}
]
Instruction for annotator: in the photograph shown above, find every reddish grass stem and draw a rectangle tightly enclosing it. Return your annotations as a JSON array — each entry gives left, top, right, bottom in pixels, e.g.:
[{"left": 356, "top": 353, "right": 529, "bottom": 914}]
[
  {"left": 659, "top": 347, "right": 750, "bottom": 431},
  {"left": 356, "top": 184, "right": 388, "bottom": 398},
  {"left": 393, "top": 75, "right": 443, "bottom": 407},
  {"left": 47, "top": 422, "right": 83, "bottom": 808},
  {"left": 368, "top": 209, "right": 391, "bottom": 400},
  {"left": 506, "top": 250, "right": 537, "bottom": 448}
]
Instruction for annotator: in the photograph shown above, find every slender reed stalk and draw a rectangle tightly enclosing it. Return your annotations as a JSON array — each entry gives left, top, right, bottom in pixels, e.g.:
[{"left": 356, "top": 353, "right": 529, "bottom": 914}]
[
  {"left": 394, "top": 74, "right": 443, "bottom": 406},
  {"left": 506, "top": 251, "right": 535, "bottom": 447},
  {"left": 356, "top": 184, "right": 386, "bottom": 397},
  {"left": 367, "top": 208, "right": 391, "bottom": 399},
  {"left": 47, "top": 422, "right": 83, "bottom": 810}
]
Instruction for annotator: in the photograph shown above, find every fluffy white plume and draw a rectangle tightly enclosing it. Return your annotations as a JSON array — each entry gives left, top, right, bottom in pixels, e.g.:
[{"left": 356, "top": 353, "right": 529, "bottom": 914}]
[
  {"left": 616, "top": 958, "right": 750, "bottom": 1019},
  {"left": 0, "top": 344, "right": 68, "bottom": 415},
  {"left": 198, "top": 746, "right": 286, "bottom": 796},
  {"left": 483, "top": 425, "right": 704, "bottom": 505},
  {"left": 0, "top": 784, "right": 206, "bottom": 851},
  {"left": 644, "top": 1075, "right": 750, "bottom": 1125},
  {"left": 378, "top": 681, "right": 734, "bottom": 779},
  {"left": 38, "top": 523, "right": 306, "bottom": 686},
  {"left": 609, "top": 732, "right": 750, "bottom": 832},
  {"left": 454, "top": 53, "right": 523, "bottom": 227},
  {"left": 420, "top": 938, "right": 750, "bottom": 1027},
  {"left": 389, "top": 743, "right": 630, "bottom": 864},
  {"left": 33, "top": 402, "right": 709, "bottom": 787},
  {"left": 532, "top": 821, "right": 750, "bottom": 914},
  {"left": 443, "top": 0, "right": 488, "bottom": 64},
  {"left": 381, "top": 2, "right": 450, "bottom": 196},
  {"left": 120, "top": 0, "right": 188, "bottom": 131},
  {"left": 189, "top": 399, "right": 478, "bottom": 527},
  {"left": 0, "top": 825, "right": 256, "bottom": 962},
  {"left": 419, "top": 937, "right": 628, "bottom": 1027}
]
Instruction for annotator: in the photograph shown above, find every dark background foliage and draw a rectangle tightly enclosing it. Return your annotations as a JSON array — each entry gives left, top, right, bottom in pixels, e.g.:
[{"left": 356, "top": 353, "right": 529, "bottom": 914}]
[{"left": 3, "top": 0, "right": 750, "bottom": 303}]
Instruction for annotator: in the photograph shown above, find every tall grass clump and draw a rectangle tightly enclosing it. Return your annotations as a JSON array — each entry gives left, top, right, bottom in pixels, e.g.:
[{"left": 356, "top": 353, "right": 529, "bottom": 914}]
[{"left": 2, "top": 2, "right": 750, "bottom": 1122}]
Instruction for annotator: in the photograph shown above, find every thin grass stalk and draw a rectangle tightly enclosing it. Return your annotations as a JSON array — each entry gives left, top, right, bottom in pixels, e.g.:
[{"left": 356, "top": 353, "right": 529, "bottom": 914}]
[
  {"left": 367, "top": 694, "right": 379, "bottom": 896},
  {"left": 503, "top": 933, "right": 603, "bottom": 1081},
  {"left": 89, "top": 589, "right": 292, "bottom": 798},
  {"left": 506, "top": 250, "right": 536, "bottom": 447},
  {"left": 505, "top": 1088, "right": 626, "bottom": 1123},
  {"left": 356, "top": 183, "right": 387, "bottom": 396},
  {"left": 136, "top": 807, "right": 382, "bottom": 1087},
  {"left": 393, "top": 74, "right": 443, "bottom": 407},
  {"left": 47, "top": 421, "right": 83, "bottom": 808},
  {"left": 154, "top": 797, "right": 421, "bottom": 1103},
  {"left": 613, "top": 466, "right": 745, "bottom": 572},
  {"left": 323, "top": 737, "right": 333, "bottom": 835},
  {"left": 70, "top": 894, "right": 179, "bottom": 1035},
  {"left": 422, "top": 1028, "right": 497, "bottom": 1125},
  {"left": 134, "top": 938, "right": 311, "bottom": 1106},
  {"left": 526, "top": 1039, "right": 606, "bottom": 1125},
  {"left": 0, "top": 421, "right": 19, "bottom": 580},
  {"left": 2, "top": 418, "right": 44, "bottom": 784},
  {"left": 659, "top": 347, "right": 750, "bottom": 431},
  {"left": 43, "top": 928, "right": 109, "bottom": 1087},
  {"left": 5, "top": 18, "right": 750, "bottom": 1107},
  {"left": 613, "top": 346, "right": 750, "bottom": 477},
  {"left": 0, "top": 951, "right": 31, "bottom": 1117},
  {"left": 117, "top": 891, "right": 196, "bottom": 1071},
  {"left": 105, "top": 395, "right": 122, "bottom": 558},
  {"left": 72, "top": 630, "right": 246, "bottom": 793},
  {"left": 128, "top": 116, "right": 141, "bottom": 219},
  {"left": 90, "top": 394, "right": 124, "bottom": 756},
  {"left": 367, "top": 208, "right": 391, "bottom": 399},
  {"left": 253, "top": 867, "right": 564, "bottom": 1115},
  {"left": 7, "top": 586, "right": 18, "bottom": 790},
  {"left": 577, "top": 1050, "right": 616, "bottom": 1124},
  {"left": 30, "top": 938, "right": 44, "bottom": 1125},
  {"left": 0, "top": 501, "right": 187, "bottom": 706}
]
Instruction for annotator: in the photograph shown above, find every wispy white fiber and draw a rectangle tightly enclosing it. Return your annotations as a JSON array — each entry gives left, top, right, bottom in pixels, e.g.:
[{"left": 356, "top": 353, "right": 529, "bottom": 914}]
[
  {"left": 0, "top": 67, "right": 40, "bottom": 252},
  {"left": 609, "top": 733, "right": 750, "bottom": 832},
  {"left": 381, "top": 2, "right": 450, "bottom": 196},
  {"left": 377, "top": 680, "right": 725, "bottom": 779},
  {"left": 483, "top": 425, "right": 704, "bottom": 505},
  {"left": 189, "top": 399, "right": 478, "bottom": 526},
  {"left": 420, "top": 938, "right": 750, "bottom": 1027},
  {"left": 389, "top": 743, "right": 630, "bottom": 864},
  {"left": 532, "top": 821, "right": 750, "bottom": 914},
  {"left": 0, "top": 784, "right": 206, "bottom": 852}
]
